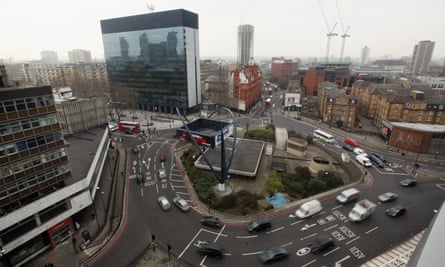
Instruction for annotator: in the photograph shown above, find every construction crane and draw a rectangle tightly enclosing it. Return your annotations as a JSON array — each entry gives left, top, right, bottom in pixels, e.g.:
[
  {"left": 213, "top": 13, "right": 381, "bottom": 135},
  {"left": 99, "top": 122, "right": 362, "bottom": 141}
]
[
  {"left": 319, "top": 0, "right": 338, "bottom": 63},
  {"left": 336, "top": 0, "right": 351, "bottom": 62},
  {"left": 340, "top": 26, "right": 350, "bottom": 62}
]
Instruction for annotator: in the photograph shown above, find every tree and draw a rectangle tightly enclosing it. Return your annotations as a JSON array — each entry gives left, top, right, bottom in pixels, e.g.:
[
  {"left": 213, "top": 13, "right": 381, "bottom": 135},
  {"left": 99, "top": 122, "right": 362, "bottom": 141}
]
[{"left": 265, "top": 171, "right": 283, "bottom": 194}]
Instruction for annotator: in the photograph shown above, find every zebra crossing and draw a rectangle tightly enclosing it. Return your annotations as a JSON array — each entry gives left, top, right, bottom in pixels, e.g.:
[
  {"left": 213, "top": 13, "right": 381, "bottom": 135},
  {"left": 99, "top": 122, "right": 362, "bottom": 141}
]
[{"left": 360, "top": 230, "right": 424, "bottom": 267}]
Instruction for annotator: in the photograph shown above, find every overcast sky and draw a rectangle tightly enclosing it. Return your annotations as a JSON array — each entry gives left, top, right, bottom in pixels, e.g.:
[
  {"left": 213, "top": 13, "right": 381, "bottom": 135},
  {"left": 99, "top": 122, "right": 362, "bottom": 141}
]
[{"left": 1, "top": 0, "right": 444, "bottom": 62}]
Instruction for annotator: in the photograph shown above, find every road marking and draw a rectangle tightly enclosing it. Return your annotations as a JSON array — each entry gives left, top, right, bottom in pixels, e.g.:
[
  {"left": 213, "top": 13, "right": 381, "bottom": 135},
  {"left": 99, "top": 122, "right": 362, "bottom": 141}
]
[
  {"left": 290, "top": 219, "right": 305, "bottom": 226},
  {"left": 301, "top": 259, "right": 316, "bottom": 267},
  {"left": 346, "top": 236, "right": 360, "bottom": 245},
  {"left": 436, "top": 184, "right": 445, "bottom": 190},
  {"left": 366, "top": 226, "right": 379, "bottom": 234},
  {"left": 335, "top": 255, "right": 351, "bottom": 265},
  {"left": 323, "top": 224, "right": 338, "bottom": 231},
  {"left": 300, "top": 233, "right": 317, "bottom": 240},
  {"left": 281, "top": 242, "right": 293, "bottom": 247},
  {"left": 178, "top": 229, "right": 204, "bottom": 259},
  {"left": 332, "top": 205, "right": 343, "bottom": 210},
  {"left": 323, "top": 246, "right": 339, "bottom": 256},
  {"left": 267, "top": 226, "right": 284, "bottom": 234},
  {"left": 201, "top": 229, "right": 228, "bottom": 237},
  {"left": 296, "top": 247, "right": 311, "bottom": 256},
  {"left": 236, "top": 235, "right": 258, "bottom": 239},
  {"left": 242, "top": 251, "right": 263, "bottom": 256}
]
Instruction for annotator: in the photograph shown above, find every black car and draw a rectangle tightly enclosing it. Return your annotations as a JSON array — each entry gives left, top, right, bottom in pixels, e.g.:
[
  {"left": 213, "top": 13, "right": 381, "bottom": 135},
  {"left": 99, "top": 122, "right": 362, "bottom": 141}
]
[
  {"left": 368, "top": 154, "right": 385, "bottom": 168},
  {"left": 386, "top": 205, "right": 406, "bottom": 217},
  {"left": 399, "top": 177, "right": 417, "bottom": 187},
  {"left": 371, "top": 152, "right": 386, "bottom": 163},
  {"left": 342, "top": 144, "right": 354, "bottom": 152},
  {"left": 200, "top": 216, "right": 222, "bottom": 228},
  {"left": 197, "top": 241, "right": 224, "bottom": 258},
  {"left": 247, "top": 219, "right": 271, "bottom": 233},
  {"left": 308, "top": 235, "right": 335, "bottom": 254},
  {"left": 258, "top": 247, "right": 289, "bottom": 264}
]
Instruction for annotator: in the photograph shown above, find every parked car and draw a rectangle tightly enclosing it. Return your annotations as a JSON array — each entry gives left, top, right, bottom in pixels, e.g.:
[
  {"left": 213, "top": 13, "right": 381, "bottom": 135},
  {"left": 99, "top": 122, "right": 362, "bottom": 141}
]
[
  {"left": 173, "top": 196, "right": 191, "bottom": 212},
  {"left": 400, "top": 177, "right": 417, "bottom": 187},
  {"left": 377, "top": 192, "right": 399, "bottom": 203},
  {"left": 197, "top": 241, "right": 224, "bottom": 258},
  {"left": 200, "top": 216, "right": 222, "bottom": 228},
  {"left": 158, "top": 196, "right": 171, "bottom": 211},
  {"left": 258, "top": 247, "right": 289, "bottom": 264},
  {"left": 308, "top": 235, "right": 335, "bottom": 254},
  {"left": 368, "top": 154, "right": 385, "bottom": 168},
  {"left": 247, "top": 219, "right": 271, "bottom": 233},
  {"left": 386, "top": 205, "right": 406, "bottom": 217}
]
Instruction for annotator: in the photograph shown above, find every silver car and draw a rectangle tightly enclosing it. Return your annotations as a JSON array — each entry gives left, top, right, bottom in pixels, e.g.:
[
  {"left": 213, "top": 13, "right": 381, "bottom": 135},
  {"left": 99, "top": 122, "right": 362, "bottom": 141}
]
[
  {"left": 158, "top": 196, "right": 171, "bottom": 210},
  {"left": 159, "top": 168, "right": 167, "bottom": 179},
  {"left": 173, "top": 197, "right": 191, "bottom": 212}
]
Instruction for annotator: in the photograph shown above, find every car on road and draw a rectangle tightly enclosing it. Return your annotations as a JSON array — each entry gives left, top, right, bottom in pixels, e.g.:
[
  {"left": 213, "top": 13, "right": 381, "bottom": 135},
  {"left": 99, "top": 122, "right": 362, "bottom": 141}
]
[
  {"left": 200, "top": 216, "right": 222, "bottom": 228},
  {"left": 377, "top": 192, "right": 399, "bottom": 203},
  {"left": 342, "top": 144, "right": 354, "bottom": 152},
  {"left": 258, "top": 247, "right": 289, "bottom": 264},
  {"left": 371, "top": 152, "right": 386, "bottom": 163},
  {"left": 308, "top": 235, "right": 335, "bottom": 254},
  {"left": 247, "top": 218, "right": 271, "bottom": 233},
  {"left": 132, "top": 146, "right": 140, "bottom": 154},
  {"left": 368, "top": 154, "right": 385, "bottom": 168},
  {"left": 158, "top": 168, "right": 167, "bottom": 179},
  {"left": 173, "top": 196, "right": 191, "bottom": 212},
  {"left": 197, "top": 241, "right": 224, "bottom": 258},
  {"left": 353, "top": 147, "right": 366, "bottom": 155},
  {"left": 158, "top": 196, "right": 171, "bottom": 211},
  {"left": 356, "top": 154, "right": 372, "bottom": 167},
  {"left": 400, "top": 177, "right": 417, "bottom": 187},
  {"left": 159, "top": 154, "right": 166, "bottom": 162},
  {"left": 386, "top": 205, "right": 406, "bottom": 217}
]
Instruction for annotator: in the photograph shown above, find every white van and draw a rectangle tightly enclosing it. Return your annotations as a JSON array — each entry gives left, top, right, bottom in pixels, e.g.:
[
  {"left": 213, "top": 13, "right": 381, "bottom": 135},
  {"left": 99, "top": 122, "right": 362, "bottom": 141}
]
[
  {"left": 336, "top": 188, "right": 360, "bottom": 204},
  {"left": 295, "top": 199, "right": 323, "bottom": 219}
]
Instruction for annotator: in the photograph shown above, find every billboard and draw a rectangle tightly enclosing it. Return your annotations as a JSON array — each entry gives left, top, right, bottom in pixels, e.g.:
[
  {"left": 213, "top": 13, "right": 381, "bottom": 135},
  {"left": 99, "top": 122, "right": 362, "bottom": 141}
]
[{"left": 284, "top": 93, "right": 301, "bottom": 107}]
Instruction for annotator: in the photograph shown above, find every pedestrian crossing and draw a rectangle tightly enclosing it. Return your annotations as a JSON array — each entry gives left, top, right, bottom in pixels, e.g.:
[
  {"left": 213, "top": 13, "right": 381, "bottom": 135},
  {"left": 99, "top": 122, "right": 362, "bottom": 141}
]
[{"left": 360, "top": 230, "right": 424, "bottom": 267}]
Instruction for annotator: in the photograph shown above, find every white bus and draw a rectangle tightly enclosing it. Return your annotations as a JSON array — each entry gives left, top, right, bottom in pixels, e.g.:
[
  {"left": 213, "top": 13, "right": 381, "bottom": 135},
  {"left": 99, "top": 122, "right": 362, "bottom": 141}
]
[{"left": 313, "top": 129, "right": 334, "bottom": 143}]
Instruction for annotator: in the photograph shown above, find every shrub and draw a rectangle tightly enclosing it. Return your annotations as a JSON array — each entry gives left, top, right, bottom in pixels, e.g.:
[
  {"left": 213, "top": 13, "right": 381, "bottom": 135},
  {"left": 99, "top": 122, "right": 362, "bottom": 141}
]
[
  {"left": 265, "top": 171, "right": 283, "bottom": 194},
  {"left": 237, "top": 190, "right": 258, "bottom": 210},
  {"left": 220, "top": 194, "right": 238, "bottom": 209}
]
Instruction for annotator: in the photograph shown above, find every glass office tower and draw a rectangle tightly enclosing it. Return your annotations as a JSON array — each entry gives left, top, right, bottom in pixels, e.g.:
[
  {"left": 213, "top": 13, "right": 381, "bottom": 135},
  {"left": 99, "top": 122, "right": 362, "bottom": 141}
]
[{"left": 101, "top": 9, "right": 201, "bottom": 113}]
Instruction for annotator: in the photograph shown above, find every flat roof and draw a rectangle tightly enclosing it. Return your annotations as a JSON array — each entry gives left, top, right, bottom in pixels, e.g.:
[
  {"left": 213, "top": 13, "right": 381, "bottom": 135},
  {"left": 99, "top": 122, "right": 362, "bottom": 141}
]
[
  {"left": 64, "top": 126, "right": 107, "bottom": 185},
  {"left": 195, "top": 138, "right": 264, "bottom": 177},
  {"left": 391, "top": 122, "right": 445, "bottom": 133}
]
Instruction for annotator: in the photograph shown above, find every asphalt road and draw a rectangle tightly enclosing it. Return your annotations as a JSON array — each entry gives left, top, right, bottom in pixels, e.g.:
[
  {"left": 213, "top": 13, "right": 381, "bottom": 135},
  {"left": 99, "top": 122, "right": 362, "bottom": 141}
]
[{"left": 89, "top": 115, "right": 445, "bottom": 267}]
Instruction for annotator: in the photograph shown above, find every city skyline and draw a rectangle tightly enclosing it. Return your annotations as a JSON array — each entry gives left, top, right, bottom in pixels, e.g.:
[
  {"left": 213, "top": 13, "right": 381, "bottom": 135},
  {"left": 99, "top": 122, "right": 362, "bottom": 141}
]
[{"left": 1, "top": 0, "right": 445, "bottom": 62}]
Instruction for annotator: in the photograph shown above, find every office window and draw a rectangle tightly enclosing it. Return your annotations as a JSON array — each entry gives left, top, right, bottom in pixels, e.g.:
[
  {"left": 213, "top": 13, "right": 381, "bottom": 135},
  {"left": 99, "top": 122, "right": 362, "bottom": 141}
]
[
  {"left": 4, "top": 101, "right": 15, "bottom": 112},
  {"left": 15, "top": 99, "right": 26, "bottom": 110},
  {"left": 26, "top": 98, "right": 36, "bottom": 109}
]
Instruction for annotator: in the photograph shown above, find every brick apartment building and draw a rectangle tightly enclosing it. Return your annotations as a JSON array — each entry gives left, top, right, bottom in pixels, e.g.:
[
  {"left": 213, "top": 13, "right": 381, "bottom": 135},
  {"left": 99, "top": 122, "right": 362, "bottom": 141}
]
[{"left": 270, "top": 57, "right": 298, "bottom": 87}]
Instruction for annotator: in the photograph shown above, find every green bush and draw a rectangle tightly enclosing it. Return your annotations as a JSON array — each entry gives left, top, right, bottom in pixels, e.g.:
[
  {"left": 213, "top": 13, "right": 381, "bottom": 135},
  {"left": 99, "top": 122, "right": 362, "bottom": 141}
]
[
  {"left": 237, "top": 190, "right": 258, "bottom": 210},
  {"left": 220, "top": 194, "right": 238, "bottom": 209},
  {"left": 265, "top": 171, "right": 283, "bottom": 194}
]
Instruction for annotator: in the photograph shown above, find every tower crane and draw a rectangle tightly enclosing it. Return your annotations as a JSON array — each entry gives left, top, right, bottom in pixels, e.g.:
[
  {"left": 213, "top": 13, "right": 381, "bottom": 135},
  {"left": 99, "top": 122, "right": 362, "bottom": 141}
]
[
  {"left": 319, "top": 0, "right": 337, "bottom": 63},
  {"left": 340, "top": 26, "right": 350, "bottom": 62},
  {"left": 336, "top": 0, "right": 351, "bottom": 62}
]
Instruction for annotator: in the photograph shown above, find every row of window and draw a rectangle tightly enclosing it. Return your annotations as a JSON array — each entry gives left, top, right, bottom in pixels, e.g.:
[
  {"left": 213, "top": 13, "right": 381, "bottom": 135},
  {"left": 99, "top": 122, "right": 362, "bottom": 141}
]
[
  {"left": 0, "top": 95, "right": 54, "bottom": 114},
  {"left": 0, "top": 148, "right": 67, "bottom": 179},
  {"left": 0, "top": 113, "right": 58, "bottom": 137},
  {"left": 0, "top": 164, "right": 70, "bottom": 200},
  {"left": 0, "top": 132, "right": 63, "bottom": 158}
]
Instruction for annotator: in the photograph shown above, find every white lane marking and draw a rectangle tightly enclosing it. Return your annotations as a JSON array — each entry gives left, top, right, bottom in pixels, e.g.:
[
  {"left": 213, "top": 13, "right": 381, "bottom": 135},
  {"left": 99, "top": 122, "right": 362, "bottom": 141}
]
[
  {"left": 366, "top": 226, "right": 379, "bottom": 234},
  {"left": 281, "top": 242, "right": 293, "bottom": 247},
  {"left": 323, "top": 246, "right": 339, "bottom": 256},
  {"left": 178, "top": 229, "right": 204, "bottom": 259},
  {"left": 290, "top": 219, "right": 305, "bottom": 226},
  {"left": 332, "top": 205, "right": 343, "bottom": 210},
  {"left": 236, "top": 235, "right": 258, "bottom": 239},
  {"left": 300, "top": 233, "right": 317, "bottom": 240},
  {"left": 267, "top": 226, "right": 284, "bottom": 234},
  {"left": 346, "top": 236, "right": 360, "bottom": 245},
  {"left": 335, "top": 255, "right": 351, "bottom": 265},
  {"left": 302, "top": 259, "right": 316, "bottom": 267},
  {"left": 242, "top": 251, "right": 263, "bottom": 256},
  {"left": 323, "top": 224, "right": 339, "bottom": 232}
]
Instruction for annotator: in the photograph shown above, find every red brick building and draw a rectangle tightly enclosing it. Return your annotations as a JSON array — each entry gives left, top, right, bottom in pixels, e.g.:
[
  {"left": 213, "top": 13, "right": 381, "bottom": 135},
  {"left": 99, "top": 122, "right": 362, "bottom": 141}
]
[
  {"left": 271, "top": 57, "right": 298, "bottom": 86},
  {"left": 232, "top": 65, "right": 262, "bottom": 111},
  {"left": 303, "top": 69, "right": 325, "bottom": 96}
]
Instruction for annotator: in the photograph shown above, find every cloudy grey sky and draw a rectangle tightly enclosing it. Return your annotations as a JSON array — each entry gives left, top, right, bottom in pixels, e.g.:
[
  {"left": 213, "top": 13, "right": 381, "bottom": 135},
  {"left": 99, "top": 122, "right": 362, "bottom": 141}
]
[{"left": 1, "top": 0, "right": 444, "bottom": 62}]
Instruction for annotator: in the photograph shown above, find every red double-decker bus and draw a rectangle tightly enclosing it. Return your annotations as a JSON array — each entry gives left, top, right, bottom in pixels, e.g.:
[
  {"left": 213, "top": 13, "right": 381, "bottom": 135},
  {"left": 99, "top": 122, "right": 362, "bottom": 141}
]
[{"left": 118, "top": 121, "right": 141, "bottom": 134}]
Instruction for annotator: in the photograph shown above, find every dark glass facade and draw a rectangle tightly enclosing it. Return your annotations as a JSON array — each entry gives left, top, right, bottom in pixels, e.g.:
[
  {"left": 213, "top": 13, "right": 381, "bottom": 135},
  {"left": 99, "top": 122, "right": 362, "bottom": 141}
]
[{"left": 101, "top": 9, "right": 201, "bottom": 113}]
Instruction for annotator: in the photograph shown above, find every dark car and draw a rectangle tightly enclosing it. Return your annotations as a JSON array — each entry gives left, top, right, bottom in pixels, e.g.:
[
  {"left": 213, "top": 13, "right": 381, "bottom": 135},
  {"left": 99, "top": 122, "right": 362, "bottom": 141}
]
[
  {"left": 377, "top": 192, "right": 399, "bottom": 203},
  {"left": 400, "top": 177, "right": 417, "bottom": 187},
  {"left": 247, "top": 219, "right": 271, "bottom": 233},
  {"left": 386, "top": 205, "right": 406, "bottom": 217},
  {"left": 258, "top": 247, "right": 289, "bottom": 264},
  {"left": 342, "top": 144, "right": 354, "bottom": 152},
  {"left": 200, "top": 216, "right": 222, "bottom": 228},
  {"left": 308, "top": 235, "right": 335, "bottom": 254},
  {"left": 197, "top": 241, "right": 224, "bottom": 258},
  {"left": 368, "top": 154, "right": 385, "bottom": 168},
  {"left": 371, "top": 152, "right": 386, "bottom": 163}
]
